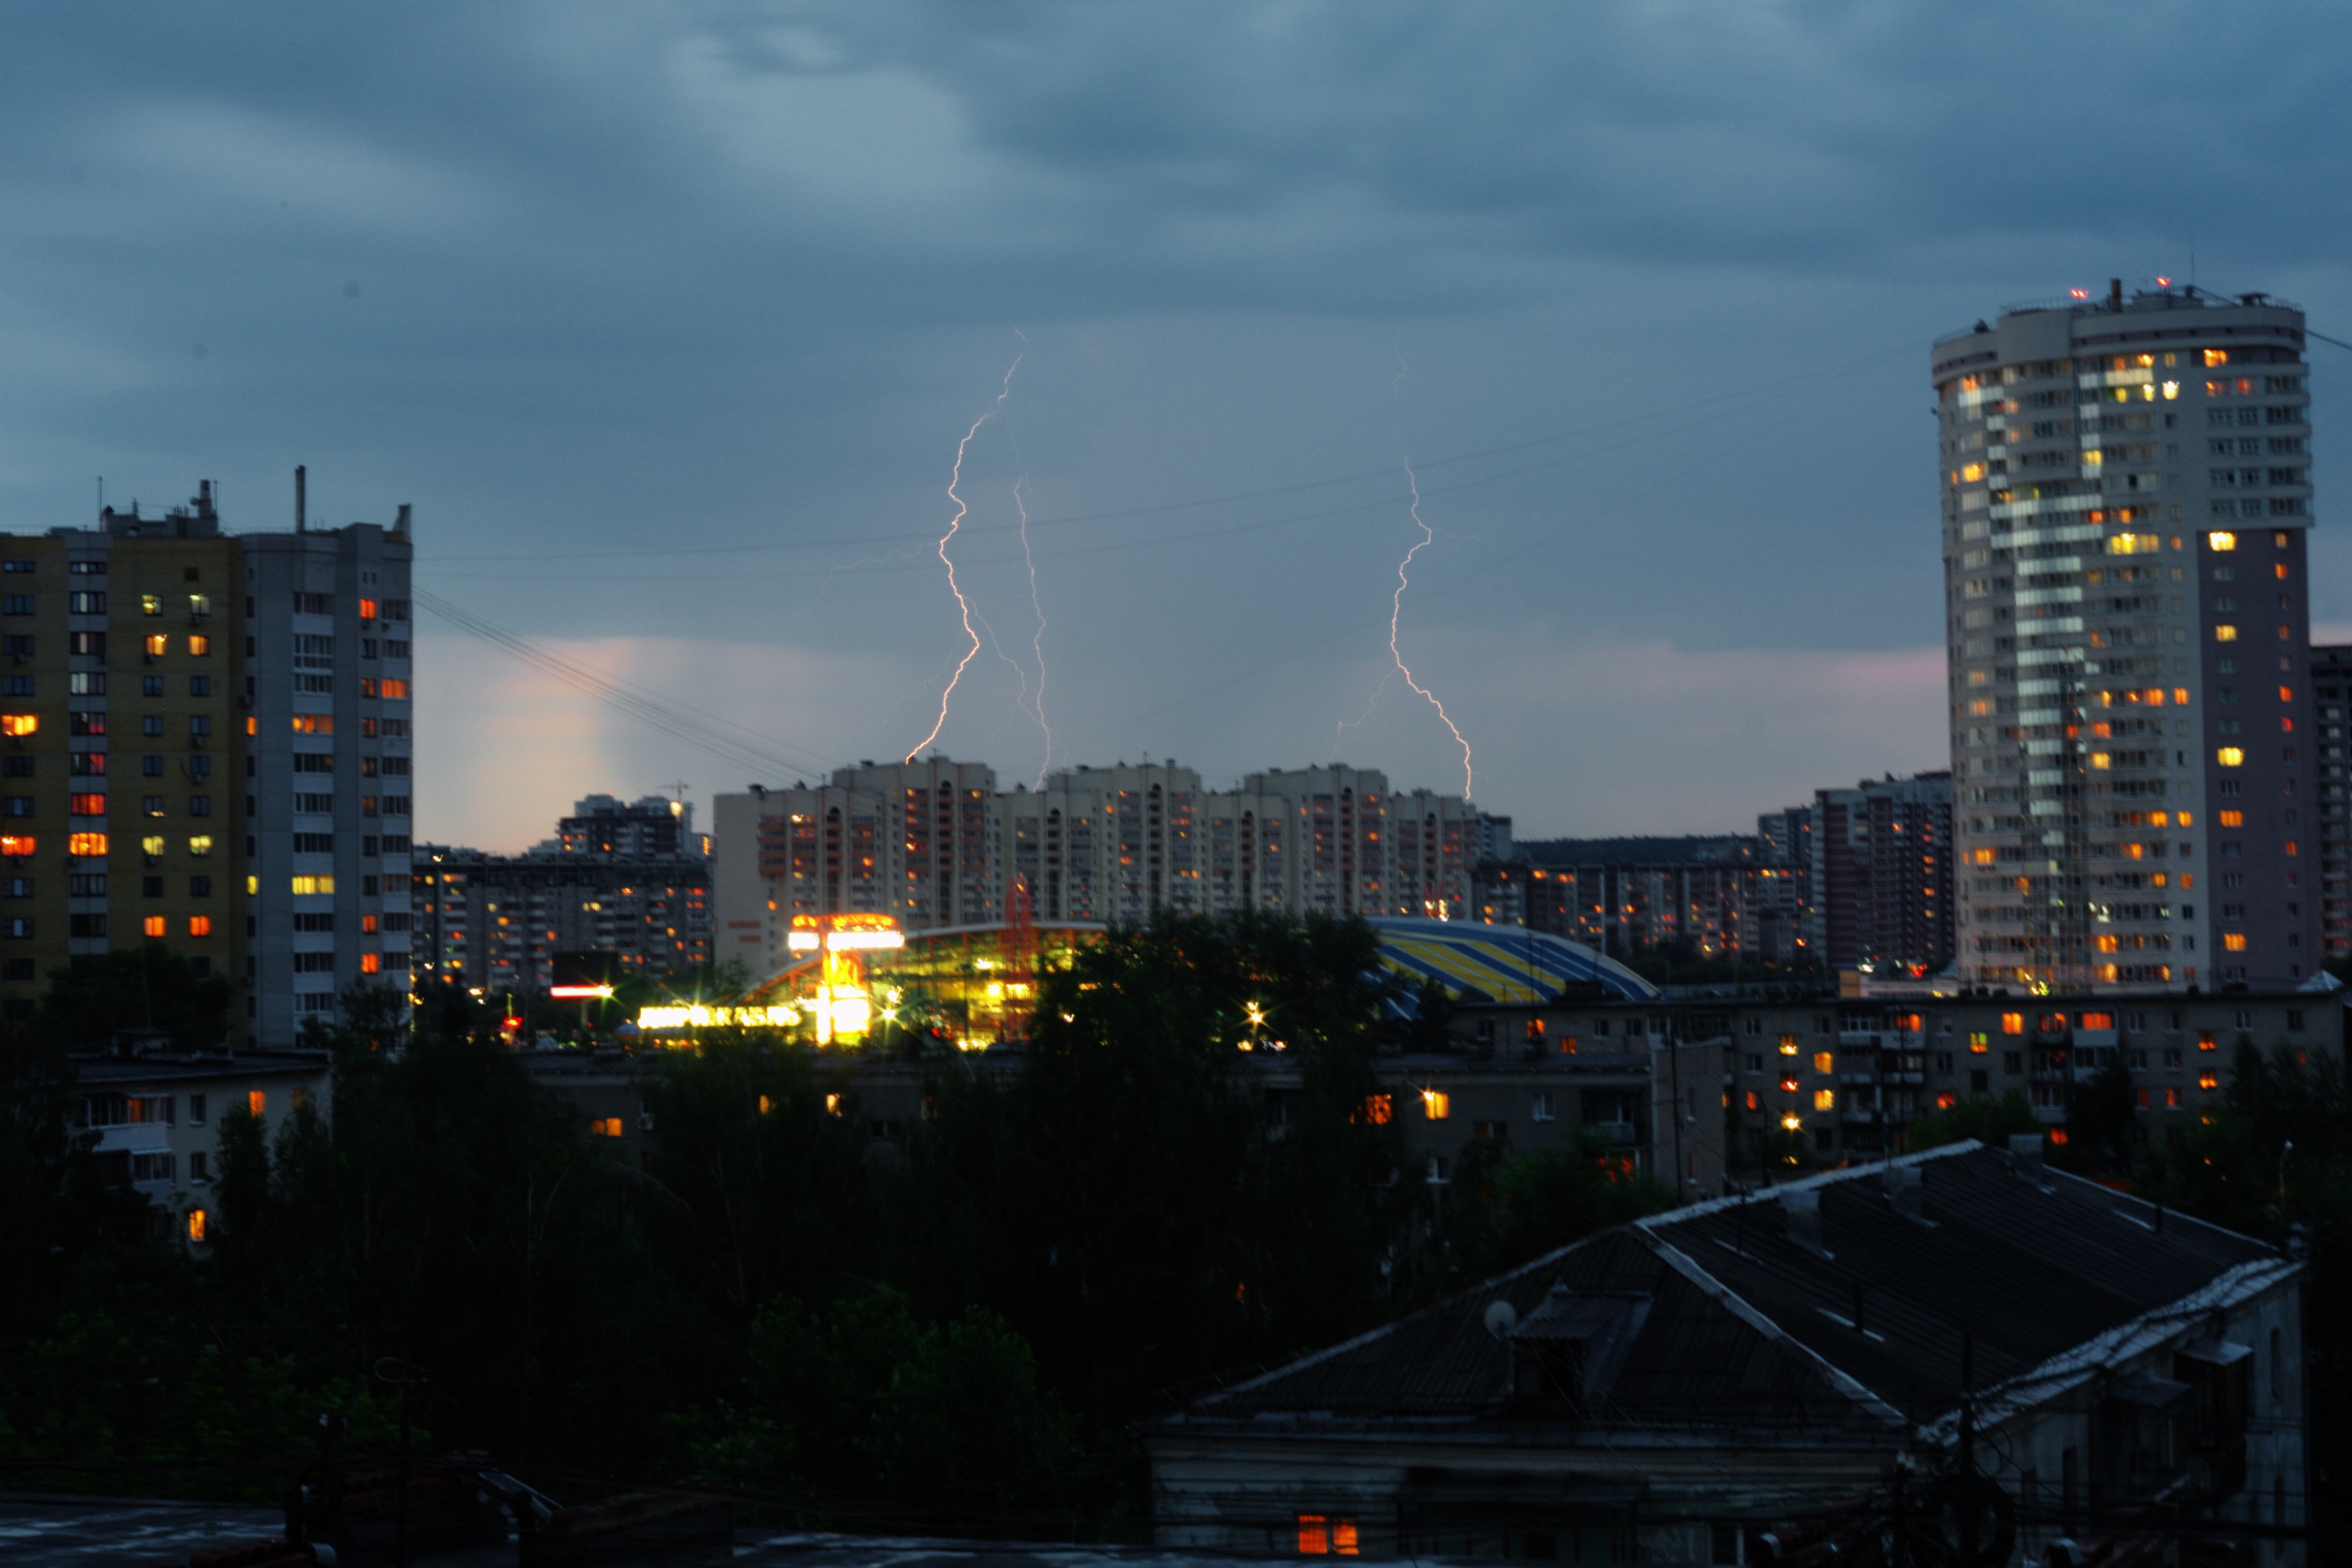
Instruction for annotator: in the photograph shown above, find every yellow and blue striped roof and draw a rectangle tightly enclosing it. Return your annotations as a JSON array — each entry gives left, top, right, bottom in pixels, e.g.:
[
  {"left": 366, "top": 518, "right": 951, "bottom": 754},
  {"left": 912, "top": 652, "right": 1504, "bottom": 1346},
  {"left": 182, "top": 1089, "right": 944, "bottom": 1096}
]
[{"left": 1368, "top": 916, "right": 1658, "bottom": 1004}]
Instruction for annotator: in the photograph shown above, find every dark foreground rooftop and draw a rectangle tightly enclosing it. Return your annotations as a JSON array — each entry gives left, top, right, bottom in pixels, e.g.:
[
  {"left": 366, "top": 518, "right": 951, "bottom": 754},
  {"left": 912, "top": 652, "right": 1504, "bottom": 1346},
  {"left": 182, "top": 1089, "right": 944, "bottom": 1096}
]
[{"left": 0, "top": 1497, "right": 1322, "bottom": 1568}]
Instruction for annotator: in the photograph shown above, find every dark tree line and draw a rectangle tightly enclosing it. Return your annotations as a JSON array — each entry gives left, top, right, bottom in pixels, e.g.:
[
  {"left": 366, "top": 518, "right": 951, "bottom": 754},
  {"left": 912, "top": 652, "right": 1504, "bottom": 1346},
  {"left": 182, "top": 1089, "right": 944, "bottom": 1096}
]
[{"left": 0, "top": 916, "right": 1668, "bottom": 1529}]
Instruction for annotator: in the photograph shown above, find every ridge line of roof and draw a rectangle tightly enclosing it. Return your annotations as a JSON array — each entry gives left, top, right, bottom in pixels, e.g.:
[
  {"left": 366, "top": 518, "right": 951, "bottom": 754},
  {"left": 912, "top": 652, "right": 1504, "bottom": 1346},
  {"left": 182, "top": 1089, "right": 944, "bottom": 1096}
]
[
  {"left": 1167, "top": 1229, "right": 1617, "bottom": 1418},
  {"left": 1913, "top": 1254, "right": 2300, "bottom": 1445},
  {"left": 1636, "top": 1141, "right": 1983, "bottom": 1232},
  {"left": 2038, "top": 1160, "right": 2277, "bottom": 1247},
  {"left": 1632, "top": 1229, "right": 1911, "bottom": 1432}
]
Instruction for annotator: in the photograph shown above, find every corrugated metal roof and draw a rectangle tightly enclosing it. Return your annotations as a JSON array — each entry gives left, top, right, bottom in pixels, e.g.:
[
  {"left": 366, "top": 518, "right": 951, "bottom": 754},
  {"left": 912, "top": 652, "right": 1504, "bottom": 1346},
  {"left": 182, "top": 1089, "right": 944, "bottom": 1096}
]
[{"left": 1166, "top": 1144, "right": 2282, "bottom": 1439}]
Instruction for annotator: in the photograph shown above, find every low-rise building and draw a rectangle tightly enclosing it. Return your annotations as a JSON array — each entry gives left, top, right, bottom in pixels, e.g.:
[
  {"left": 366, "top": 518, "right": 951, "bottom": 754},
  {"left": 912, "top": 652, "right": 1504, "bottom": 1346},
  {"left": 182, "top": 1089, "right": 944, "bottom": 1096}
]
[
  {"left": 1146, "top": 1141, "right": 2304, "bottom": 1564},
  {"left": 1451, "top": 985, "right": 2340, "bottom": 1167},
  {"left": 72, "top": 1038, "right": 332, "bottom": 1247}
]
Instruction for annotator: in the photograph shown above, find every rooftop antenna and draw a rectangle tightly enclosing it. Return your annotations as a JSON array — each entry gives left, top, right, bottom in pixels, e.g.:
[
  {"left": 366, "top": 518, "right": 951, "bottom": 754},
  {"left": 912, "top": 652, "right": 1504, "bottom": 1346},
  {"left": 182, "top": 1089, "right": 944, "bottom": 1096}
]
[{"left": 296, "top": 465, "right": 307, "bottom": 534}]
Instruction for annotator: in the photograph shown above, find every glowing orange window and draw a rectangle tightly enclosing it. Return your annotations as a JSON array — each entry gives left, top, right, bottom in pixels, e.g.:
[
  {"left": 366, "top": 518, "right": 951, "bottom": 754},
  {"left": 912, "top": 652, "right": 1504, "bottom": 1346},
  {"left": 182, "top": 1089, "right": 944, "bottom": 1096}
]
[
  {"left": 187, "top": 916, "right": 212, "bottom": 937},
  {"left": 141, "top": 915, "right": 165, "bottom": 938},
  {"left": 359, "top": 953, "right": 381, "bottom": 975},
  {"left": 2000, "top": 1012, "right": 2024, "bottom": 1035},
  {"left": 248, "top": 1090, "right": 265, "bottom": 1117},
  {"left": 143, "top": 633, "right": 168, "bottom": 657}
]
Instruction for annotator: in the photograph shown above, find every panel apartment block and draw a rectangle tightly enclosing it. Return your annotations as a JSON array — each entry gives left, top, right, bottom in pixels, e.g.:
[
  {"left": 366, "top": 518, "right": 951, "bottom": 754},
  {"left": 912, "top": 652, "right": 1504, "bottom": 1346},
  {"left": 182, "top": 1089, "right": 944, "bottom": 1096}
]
[{"left": 1934, "top": 283, "right": 2318, "bottom": 991}]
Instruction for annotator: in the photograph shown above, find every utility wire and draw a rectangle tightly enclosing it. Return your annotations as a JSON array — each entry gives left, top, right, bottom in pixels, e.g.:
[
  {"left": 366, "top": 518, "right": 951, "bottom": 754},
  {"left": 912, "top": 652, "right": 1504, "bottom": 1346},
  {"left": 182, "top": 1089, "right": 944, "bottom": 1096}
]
[{"left": 411, "top": 588, "right": 838, "bottom": 785}]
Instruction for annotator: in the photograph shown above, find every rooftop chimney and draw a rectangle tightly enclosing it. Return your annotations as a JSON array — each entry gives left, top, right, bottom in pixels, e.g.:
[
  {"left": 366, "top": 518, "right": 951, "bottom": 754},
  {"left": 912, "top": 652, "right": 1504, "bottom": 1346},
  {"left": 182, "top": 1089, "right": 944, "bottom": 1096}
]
[
  {"left": 2108, "top": 277, "right": 2123, "bottom": 314},
  {"left": 1883, "top": 1163, "right": 1925, "bottom": 1221},
  {"left": 1780, "top": 1189, "right": 1829, "bottom": 1257},
  {"left": 2009, "top": 1131, "right": 2046, "bottom": 1184},
  {"left": 295, "top": 466, "right": 307, "bottom": 534},
  {"left": 394, "top": 502, "right": 412, "bottom": 535}
]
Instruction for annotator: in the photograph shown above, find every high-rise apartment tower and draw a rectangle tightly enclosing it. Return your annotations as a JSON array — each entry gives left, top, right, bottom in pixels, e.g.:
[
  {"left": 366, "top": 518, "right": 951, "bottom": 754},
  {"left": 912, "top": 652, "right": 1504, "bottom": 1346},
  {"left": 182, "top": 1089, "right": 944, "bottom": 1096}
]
[
  {"left": 0, "top": 481, "right": 414, "bottom": 1044},
  {"left": 1935, "top": 282, "right": 2318, "bottom": 990}
]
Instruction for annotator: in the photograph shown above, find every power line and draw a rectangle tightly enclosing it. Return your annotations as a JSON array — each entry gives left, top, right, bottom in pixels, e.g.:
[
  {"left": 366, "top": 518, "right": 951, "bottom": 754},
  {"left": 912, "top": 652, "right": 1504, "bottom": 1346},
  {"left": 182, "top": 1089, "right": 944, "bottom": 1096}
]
[{"left": 411, "top": 588, "right": 839, "bottom": 785}]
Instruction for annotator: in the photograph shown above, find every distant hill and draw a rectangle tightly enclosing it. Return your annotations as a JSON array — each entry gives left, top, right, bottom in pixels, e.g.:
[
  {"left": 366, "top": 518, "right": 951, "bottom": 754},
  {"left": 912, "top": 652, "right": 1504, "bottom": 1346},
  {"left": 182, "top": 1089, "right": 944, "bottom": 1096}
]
[{"left": 1517, "top": 835, "right": 1759, "bottom": 866}]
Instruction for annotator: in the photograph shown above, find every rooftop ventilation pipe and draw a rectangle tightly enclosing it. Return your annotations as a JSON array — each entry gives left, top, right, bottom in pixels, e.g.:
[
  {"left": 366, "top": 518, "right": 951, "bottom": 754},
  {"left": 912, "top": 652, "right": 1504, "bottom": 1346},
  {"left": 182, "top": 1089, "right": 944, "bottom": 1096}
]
[
  {"left": 1780, "top": 1189, "right": 1828, "bottom": 1257},
  {"left": 2009, "top": 1132, "right": 2047, "bottom": 1184}
]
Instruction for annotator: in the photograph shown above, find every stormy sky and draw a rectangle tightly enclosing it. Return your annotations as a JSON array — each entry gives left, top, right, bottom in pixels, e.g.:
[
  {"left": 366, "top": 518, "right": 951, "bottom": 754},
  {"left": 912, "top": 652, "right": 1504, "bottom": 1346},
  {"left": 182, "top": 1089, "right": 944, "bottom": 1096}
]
[{"left": 4, "top": 2, "right": 2347, "bottom": 851}]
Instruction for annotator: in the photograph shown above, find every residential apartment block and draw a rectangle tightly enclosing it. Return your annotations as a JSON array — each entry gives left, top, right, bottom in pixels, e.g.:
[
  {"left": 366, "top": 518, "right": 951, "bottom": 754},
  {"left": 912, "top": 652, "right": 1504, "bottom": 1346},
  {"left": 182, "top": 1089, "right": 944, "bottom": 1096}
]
[
  {"left": 414, "top": 795, "right": 711, "bottom": 1000},
  {"left": 1809, "top": 771, "right": 1953, "bottom": 975},
  {"left": 713, "top": 760, "right": 1483, "bottom": 975},
  {"left": 1935, "top": 283, "right": 2318, "bottom": 990},
  {"left": 0, "top": 481, "right": 412, "bottom": 1044},
  {"left": 2313, "top": 642, "right": 2350, "bottom": 960}
]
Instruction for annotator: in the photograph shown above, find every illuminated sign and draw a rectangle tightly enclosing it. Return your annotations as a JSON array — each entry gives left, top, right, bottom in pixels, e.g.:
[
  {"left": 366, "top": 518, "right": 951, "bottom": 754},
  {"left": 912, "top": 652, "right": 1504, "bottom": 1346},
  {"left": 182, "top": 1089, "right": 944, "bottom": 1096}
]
[
  {"left": 786, "top": 912, "right": 906, "bottom": 952},
  {"left": 637, "top": 1004, "right": 803, "bottom": 1030},
  {"left": 551, "top": 984, "right": 615, "bottom": 1000}
]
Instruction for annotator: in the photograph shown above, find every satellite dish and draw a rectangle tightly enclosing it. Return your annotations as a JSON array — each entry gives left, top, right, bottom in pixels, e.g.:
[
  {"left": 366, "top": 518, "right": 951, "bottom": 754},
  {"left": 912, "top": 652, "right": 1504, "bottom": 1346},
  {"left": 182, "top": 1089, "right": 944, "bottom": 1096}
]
[{"left": 1483, "top": 1299, "right": 1519, "bottom": 1338}]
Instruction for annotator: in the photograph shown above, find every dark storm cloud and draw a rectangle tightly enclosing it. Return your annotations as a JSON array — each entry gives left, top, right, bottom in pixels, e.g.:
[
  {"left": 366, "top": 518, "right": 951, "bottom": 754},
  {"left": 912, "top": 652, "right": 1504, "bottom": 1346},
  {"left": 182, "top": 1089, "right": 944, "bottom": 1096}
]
[{"left": 0, "top": 2, "right": 2346, "bottom": 845}]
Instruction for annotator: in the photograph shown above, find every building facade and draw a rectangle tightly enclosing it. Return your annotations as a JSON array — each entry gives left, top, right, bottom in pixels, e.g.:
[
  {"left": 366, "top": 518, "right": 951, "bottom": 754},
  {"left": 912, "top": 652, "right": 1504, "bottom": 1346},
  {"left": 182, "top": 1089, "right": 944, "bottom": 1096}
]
[
  {"left": 713, "top": 760, "right": 1486, "bottom": 978},
  {"left": 1809, "top": 772, "right": 1953, "bottom": 974},
  {"left": 241, "top": 518, "right": 415, "bottom": 1042},
  {"left": 1936, "top": 283, "right": 2319, "bottom": 990},
  {"left": 414, "top": 796, "right": 710, "bottom": 1001},
  {"left": 2313, "top": 643, "right": 2350, "bottom": 960},
  {"left": 0, "top": 482, "right": 412, "bottom": 1046}
]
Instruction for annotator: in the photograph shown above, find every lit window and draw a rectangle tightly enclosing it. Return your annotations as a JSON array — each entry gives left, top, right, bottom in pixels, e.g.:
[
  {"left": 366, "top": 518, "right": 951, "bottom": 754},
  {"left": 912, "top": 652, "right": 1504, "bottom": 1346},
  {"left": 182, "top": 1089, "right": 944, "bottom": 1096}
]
[
  {"left": 2214, "top": 625, "right": 2238, "bottom": 643},
  {"left": 1934, "top": 1092, "right": 1957, "bottom": 1111},
  {"left": 1421, "top": 1089, "right": 1450, "bottom": 1121},
  {"left": 244, "top": 716, "right": 256, "bottom": 736},
  {"left": 1968, "top": 1032, "right": 1988, "bottom": 1053},
  {"left": 1813, "top": 1089, "right": 1835, "bottom": 1112},
  {"left": 245, "top": 874, "right": 258, "bottom": 895},
  {"left": 248, "top": 1090, "right": 265, "bottom": 1117},
  {"left": 2198, "top": 1030, "right": 2218, "bottom": 1051},
  {"left": 379, "top": 678, "right": 408, "bottom": 700},
  {"left": 1960, "top": 463, "right": 1984, "bottom": 482},
  {"left": 2214, "top": 809, "right": 2245, "bottom": 828},
  {"left": 187, "top": 916, "right": 212, "bottom": 937},
  {"left": 2080, "top": 1012, "right": 2114, "bottom": 1030},
  {"left": 186, "top": 1208, "right": 207, "bottom": 1243},
  {"left": 141, "top": 915, "right": 165, "bottom": 938},
  {"left": 1361, "top": 1094, "right": 1392, "bottom": 1125},
  {"left": 290, "top": 874, "right": 336, "bottom": 895},
  {"left": 1298, "top": 1515, "right": 1358, "bottom": 1556},
  {"left": 360, "top": 953, "right": 380, "bottom": 974},
  {"left": 1777, "top": 1034, "right": 1798, "bottom": 1055},
  {"left": 2001, "top": 1012, "right": 2024, "bottom": 1035},
  {"left": 2090, "top": 753, "right": 2111, "bottom": 770},
  {"left": 1744, "top": 1091, "right": 1759, "bottom": 1110},
  {"left": 359, "top": 597, "right": 379, "bottom": 620},
  {"left": 592, "top": 1117, "right": 623, "bottom": 1138},
  {"left": 140, "top": 593, "right": 161, "bottom": 615},
  {"left": 67, "top": 832, "right": 104, "bottom": 856},
  {"left": 2217, "top": 747, "right": 2245, "bottom": 767},
  {"left": 0, "top": 836, "right": 31, "bottom": 856},
  {"left": 2223, "top": 934, "right": 2248, "bottom": 952},
  {"left": 1970, "top": 848, "right": 1995, "bottom": 865},
  {"left": 2165, "top": 1088, "right": 2180, "bottom": 1109},
  {"left": 188, "top": 835, "right": 212, "bottom": 856},
  {"left": 291, "top": 714, "right": 334, "bottom": 735},
  {"left": 1780, "top": 1076, "right": 1801, "bottom": 1094},
  {"left": 825, "top": 1093, "right": 844, "bottom": 1116},
  {"left": 2209, "top": 531, "right": 2237, "bottom": 551},
  {"left": 2198, "top": 1071, "right": 2220, "bottom": 1091},
  {"left": 140, "top": 834, "right": 166, "bottom": 856},
  {"left": 144, "top": 634, "right": 168, "bottom": 657},
  {"left": 0, "top": 714, "right": 33, "bottom": 737},
  {"left": 187, "top": 635, "right": 209, "bottom": 656},
  {"left": 1813, "top": 1052, "right": 1834, "bottom": 1075}
]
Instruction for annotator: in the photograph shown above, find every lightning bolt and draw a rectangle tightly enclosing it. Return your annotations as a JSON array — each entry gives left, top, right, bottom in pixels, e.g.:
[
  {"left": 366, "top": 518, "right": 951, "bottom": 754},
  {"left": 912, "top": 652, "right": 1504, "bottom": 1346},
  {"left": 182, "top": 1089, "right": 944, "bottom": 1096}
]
[
  {"left": 1392, "top": 456, "right": 1473, "bottom": 800},
  {"left": 1014, "top": 475, "right": 1055, "bottom": 786},
  {"left": 905, "top": 354, "right": 1022, "bottom": 763}
]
